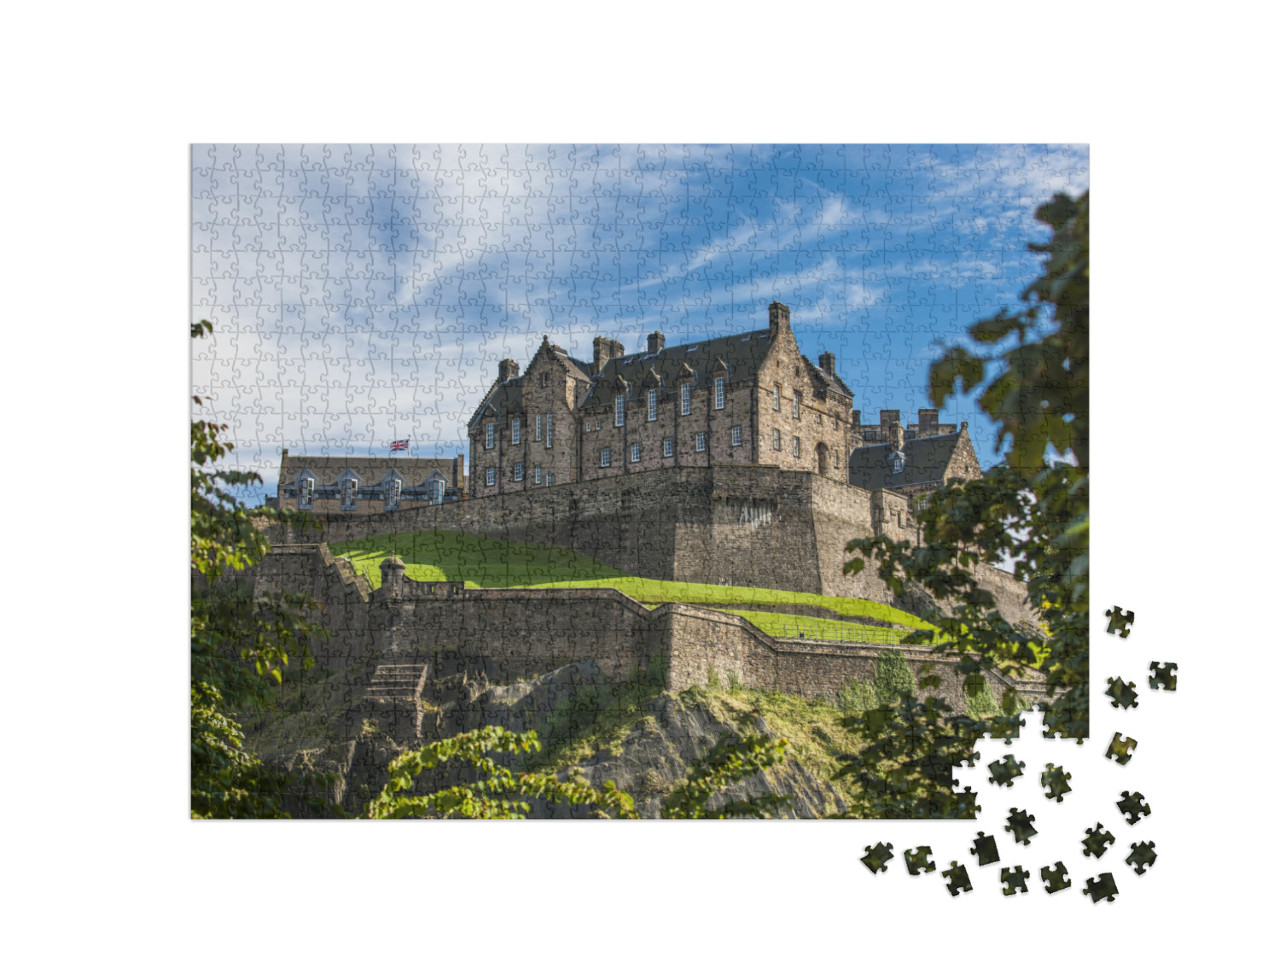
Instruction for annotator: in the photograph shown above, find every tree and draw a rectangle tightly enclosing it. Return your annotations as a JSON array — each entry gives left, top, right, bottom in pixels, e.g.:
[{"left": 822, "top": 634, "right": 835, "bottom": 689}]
[{"left": 838, "top": 191, "right": 1089, "bottom": 813}]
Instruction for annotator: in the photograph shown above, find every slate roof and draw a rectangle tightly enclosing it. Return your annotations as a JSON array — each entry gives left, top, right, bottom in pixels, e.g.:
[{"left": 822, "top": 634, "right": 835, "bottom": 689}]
[
  {"left": 847, "top": 431, "right": 967, "bottom": 492},
  {"left": 468, "top": 340, "right": 592, "bottom": 428},
  {"left": 279, "top": 454, "right": 461, "bottom": 489}
]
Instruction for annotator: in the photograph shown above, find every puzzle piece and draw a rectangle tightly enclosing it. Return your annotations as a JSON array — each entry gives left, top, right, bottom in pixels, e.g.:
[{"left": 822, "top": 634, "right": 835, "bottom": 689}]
[
  {"left": 1083, "top": 872, "right": 1118, "bottom": 903},
  {"left": 1041, "top": 763, "right": 1072, "bottom": 802},
  {"left": 1104, "top": 676, "right": 1138, "bottom": 709},
  {"left": 988, "top": 753, "right": 1026, "bottom": 787},
  {"left": 904, "top": 846, "right": 936, "bottom": 876},
  {"left": 1149, "top": 662, "right": 1178, "bottom": 691},
  {"left": 1106, "top": 732, "right": 1138, "bottom": 765},
  {"left": 942, "top": 861, "right": 973, "bottom": 897},
  {"left": 1041, "top": 861, "right": 1071, "bottom": 894},
  {"left": 987, "top": 713, "right": 1026, "bottom": 744},
  {"left": 1082, "top": 822, "right": 1116, "bottom": 859},
  {"left": 1005, "top": 808, "right": 1038, "bottom": 846},
  {"left": 1000, "top": 865, "right": 1031, "bottom": 895},
  {"left": 1105, "top": 606, "right": 1135, "bottom": 637},
  {"left": 861, "top": 842, "right": 894, "bottom": 874},
  {"left": 1117, "top": 791, "right": 1152, "bottom": 824},
  {"left": 970, "top": 831, "right": 1001, "bottom": 866},
  {"left": 1126, "top": 841, "right": 1157, "bottom": 875}
]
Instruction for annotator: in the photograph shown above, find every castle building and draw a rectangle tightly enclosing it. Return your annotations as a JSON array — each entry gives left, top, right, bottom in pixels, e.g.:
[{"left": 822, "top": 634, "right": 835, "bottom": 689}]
[
  {"left": 466, "top": 302, "right": 981, "bottom": 499},
  {"left": 275, "top": 452, "right": 465, "bottom": 514}
]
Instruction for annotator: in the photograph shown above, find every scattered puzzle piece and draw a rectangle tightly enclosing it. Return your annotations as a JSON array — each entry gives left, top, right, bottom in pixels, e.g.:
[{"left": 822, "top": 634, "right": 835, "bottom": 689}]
[
  {"left": 1084, "top": 872, "right": 1118, "bottom": 903},
  {"left": 1117, "top": 791, "right": 1151, "bottom": 825},
  {"left": 1105, "top": 676, "right": 1138, "bottom": 709},
  {"left": 861, "top": 842, "right": 894, "bottom": 874},
  {"left": 1106, "top": 732, "right": 1137, "bottom": 765},
  {"left": 942, "top": 861, "right": 973, "bottom": 897},
  {"left": 1041, "top": 862, "right": 1071, "bottom": 894},
  {"left": 1126, "top": 841, "right": 1157, "bottom": 875},
  {"left": 971, "top": 831, "right": 1001, "bottom": 866},
  {"left": 1001, "top": 865, "right": 1031, "bottom": 895},
  {"left": 1105, "top": 606, "right": 1135, "bottom": 637},
  {"left": 988, "top": 753, "right": 1025, "bottom": 787},
  {"left": 904, "top": 847, "right": 936, "bottom": 876},
  {"left": 1149, "top": 662, "right": 1178, "bottom": 691},
  {"left": 1041, "top": 763, "right": 1072, "bottom": 802},
  {"left": 1005, "top": 808, "right": 1038, "bottom": 846},
  {"left": 1082, "top": 822, "right": 1116, "bottom": 859}
]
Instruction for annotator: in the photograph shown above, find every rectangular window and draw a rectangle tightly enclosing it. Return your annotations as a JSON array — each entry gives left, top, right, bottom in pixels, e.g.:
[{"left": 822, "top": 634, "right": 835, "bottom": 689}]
[
  {"left": 773, "top": 428, "right": 781, "bottom": 450},
  {"left": 601, "top": 448, "right": 612, "bottom": 467},
  {"left": 340, "top": 479, "right": 359, "bottom": 510},
  {"left": 793, "top": 392, "right": 801, "bottom": 419},
  {"left": 714, "top": 377, "right": 725, "bottom": 410},
  {"left": 663, "top": 437, "right": 673, "bottom": 457},
  {"left": 485, "top": 423, "right": 494, "bottom": 449},
  {"left": 545, "top": 472, "right": 554, "bottom": 486},
  {"left": 512, "top": 418, "right": 521, "bottom": 445},
  {"left": 680, "top": 383, "right": 690, "bottom": 415},
  {"left": 534, "top": 466, "right": 542, "bottom": 485},
  {"left": 615, "top": 395, "right": 625, "bottom": 427},
  {"left": 731, "top": 426, "right": 742, "bottom": 447},
  {"left": 514, "top": 462, "right": 524, "bottom": 482},
  {"left": 773, "top": 384, "right": 780, "bottom": 410},
  {"left": 535, "top": 414, "right": 543, "bottom": 441},
  {"left": 299, "top": 477, "right": 314, "bottom": 510},
  {"left": 630, "top": 443, "right": 641, "bottom": 463},
  {"left": 793, "top": 436, "right": 800, "bottom": 457},
  {"left": 546, "top": 411, "right": 553, "bottom": 447},
  {"left": 696, "top": 433, "right": 706, "bottom": 452},
  {"left": 485, "top": 467, "right": 495, "bottom": 486},
  {"left": 647, "top": 388, "right": 657, "bottom": 421}
]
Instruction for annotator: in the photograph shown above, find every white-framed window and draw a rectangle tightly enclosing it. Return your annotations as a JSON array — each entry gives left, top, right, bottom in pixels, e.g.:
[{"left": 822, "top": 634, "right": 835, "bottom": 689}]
[
  {"left": 514, "top": 462, "right": 524, "bottom": 482},
  {"left": 891, "top": 452, "right": 906, "bottom": 474},
  {"left": 545, "top": 472, "right": 554, "bottom": 486},
  {"left": 341, "top": 478, "right": 359, "bottom": 510},
  {"left": 772, "top": 428, "right": 781, "bottom": 450},
  {"left": 792, "top": 436, "right": 800, "bottom": 457},
  {"left": 696, "top": 432, "right": 706, "bottom": 452},
  {"left": 535, "top": 414, "right": 543, "bottom": 441},
  {"left": 680, "top": 383, "right": 691, "bottom": 415},
  {"left": 714, "top": 377, "right": 725, "bottom": 410},
  {"left": 647, "top": 388, "right": 657, "bottom": 421},
  {"left": 428, "top": 479, "right": 445, "bottom": 504},
  {"left": 663, "top": 437, "right": 673, "bottom": 457},
  {"left": 485, "top": 423, "right": 494, "bottom": 449},
  {"left": 793, "top": 392, "right": 801, "bottom": 419},
  {"left": 512, "top": 418, "right": 521, "bottom": 445},
  {"left": 773, "top": 384, "right": 780, "bottom": 410},
  {"left": 731, "top": 426, "right": 742, "bottom": 446},
  {"left": 298, "top": 476, "right": 315, "bottom": 510},
  {"left": 601, "top": 448, "right": 612, "bottom": 467},
  {"left": 545, "top": 411, "right": 553, "bottom": 447},
  {"left": 384, "top": 478, "right": 402, "bottom": 510},
  {"left": 615, "top": 395, "right": 625, "bottom": 427},
  {"left": 485, "top": 468, "right": 495, "bottom": 486},
  {"left": 630, "top": 443, "right": 641, "bottom": 463},
  {"left": 534, "top": 466, "right": 542, "bottom": 485}
]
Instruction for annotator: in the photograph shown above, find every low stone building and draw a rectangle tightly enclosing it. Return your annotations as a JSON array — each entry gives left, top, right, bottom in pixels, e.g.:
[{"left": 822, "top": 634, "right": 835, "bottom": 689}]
[{"left": 276, "top": 451, "right": 465, "bottom": 514}]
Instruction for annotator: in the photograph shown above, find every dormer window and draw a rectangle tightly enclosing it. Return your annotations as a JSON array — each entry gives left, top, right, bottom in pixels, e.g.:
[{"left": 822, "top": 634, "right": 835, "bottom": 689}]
[
  {"left": 615, "top": 395, "right": 625, "bottom": 427},
  {"left": 340, "top": 477, "right": 359, "bottom": 510},
  {"left": 890, "top": 450, "right": 906, "bottom": 474},
  {"left": 297, "top": 475, "right": 315, "bottom": 510},
  {"left": 428, "top": 478, "right": 446, "bottom": 503},
  {"left": 384, "top": 477, "right": 402, "bottom": 511}
]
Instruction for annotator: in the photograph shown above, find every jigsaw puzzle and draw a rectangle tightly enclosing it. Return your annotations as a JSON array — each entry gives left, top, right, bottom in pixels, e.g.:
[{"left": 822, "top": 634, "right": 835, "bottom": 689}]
[
  {"left": 1083, "top": 873, "right": 1119, "bottom": 903},
  {"left": 1117, "top": 791, "right": 1152, "bottom": 824},
  {"left": 1149, "top": 662, "right": 1178, "bottom": 690},
  {"left": 1040, "top": 862, "right": 1072, "bottom": 894},
  {"left": 861, "top": 843, "right": 894, "bottom": 874},
  {"left": 971, "top": 831, "right": 1001, "bottom": 866},
  {"left": 1005, "top": 808, "right": 1039, "bottom": 846},
  {"left": 1001, "top": 866, "right": 1031, "bottom": 896},
  {"left": 1106, "top": 733, "right": 1138, "bottom": 765},
  {"left": 1104, "top": 676, "right": 1139, "bottom": 710},
  {"left": 1126, "top": 841, "right": 1158, "bottom": 875},
  {"left": 904, "top": 847, "right": 936, "bottom": 876},
  {"left": 1040, "top": 763, "right": 1073, "bottom": 802},
  {"left": 1105, "top": 606, "right": 1135, "bottom": 637},
  {"left": 1081, "top": 823, "right": 1116, "bottom": 859},
  {"left": 190, "top": 144, "right": 1092, "bottom": 826},
  {"left": 942, "top": 862, "right": 973, "bottom": 897}
]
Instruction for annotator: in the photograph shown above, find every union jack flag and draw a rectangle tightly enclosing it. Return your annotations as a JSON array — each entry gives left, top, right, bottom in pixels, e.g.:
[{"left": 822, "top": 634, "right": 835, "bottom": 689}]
[{"left": 390, "top": 439, "right": 409, "bottom": 452}]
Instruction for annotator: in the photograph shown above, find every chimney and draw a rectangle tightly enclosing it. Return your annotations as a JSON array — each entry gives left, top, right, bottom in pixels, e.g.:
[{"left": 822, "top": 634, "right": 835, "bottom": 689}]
[
  {"left": 880, "top": 410, "right": 903, "bottom": 448},
  {"left": 918, "top": 408, "right": 939, "bottom": 436},
  {"left": 819, "top": 351, "right": 836, "bottom": 375},
  {"left": 498, "top": 359, "right": 519, "bottom": 382},
  {"left": 647, "top": 331, "right": 665, "bottom": 354},
  {"left": 610, "top": 339, "right": 626, "bottom": 359},
  {"left": 593, "top": 337, "right": 612, "bottom": 374},
  {"left": 768, "top": 301, "right": 791, "bottom": 339}
]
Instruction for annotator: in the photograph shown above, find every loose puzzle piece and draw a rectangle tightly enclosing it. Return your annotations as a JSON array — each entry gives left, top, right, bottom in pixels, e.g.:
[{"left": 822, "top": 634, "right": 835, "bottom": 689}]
[
  {"left": 988, "top": 753, "right": 1026, "bottom": 787},
  {"left": 1117, "top": 790, "right": 1151, "bottom": 825},
  {"left": 942, "top": 861, "right": 973, "bottom": 897},
  {"left": 1041, "top": 763, "right": 1072, "bottom": 802},
  {"left": 861, "top": 842, "right": 894, "bottom": 874},
  {"left": 1005, "top": 808, "right": 1038, "bottom": 846},
  {"left": 1001, "top": 865, "right": 1030, "bottom": 895},
  {"left": 1084, "top": 873, "right": 1118, "bottom": 903},
  {"left": 1104, "top": 676, "right": 1138, "bottom": 709},
  {"left": 904, "top": 846, "right": 936, "bottom": 876},
  {"left": 1106, "top": 732, "right": 1137, "bottom": 765},
  {"left": 1082, "top": 822, "right": 1116, "bottom": 858},
  {"left": 1149, "top": 661, "right": 1178, "bottom": 691},
  {"left": 1105, "top": 606, "right": 1135, "bottom": 637},
  {"left": 1041, "top": 862, "right": 1072, "bottom": 894},
  {"left": 1126, "top": 841, "right": 1158, "bottom": 875},
  {"left": 970, "top": 831, "right": 1001, "bottom": 866}
]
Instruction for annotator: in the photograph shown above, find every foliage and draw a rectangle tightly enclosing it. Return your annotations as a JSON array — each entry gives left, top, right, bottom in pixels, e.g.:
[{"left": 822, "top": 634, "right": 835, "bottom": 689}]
[
  {"left": 191, "top": 319, "right": 329, "bottom": 818},
  {"left": 660, "top": 732, "right": 792, "bottom": 819},
  {"left": 844, "top": 191, "right": 1089, "bottom": 742},
  {"left": 837, "top": 650, "right": 916, "bottom": 715}
]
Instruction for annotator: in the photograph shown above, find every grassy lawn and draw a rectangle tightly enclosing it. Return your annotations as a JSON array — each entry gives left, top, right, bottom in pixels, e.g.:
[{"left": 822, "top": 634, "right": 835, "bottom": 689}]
[{"left": 329, "top": 530, "right": 937, "bottom": 643}]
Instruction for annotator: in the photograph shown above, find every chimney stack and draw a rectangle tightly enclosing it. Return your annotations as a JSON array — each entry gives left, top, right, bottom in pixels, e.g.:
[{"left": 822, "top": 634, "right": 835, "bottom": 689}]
[
  {"left": 593, "top": 337, "right": 612, "bottom": 374},
  {"left": 880, "top": 410, "right": 903, "bottom": 449},
  {"left": 768, "top": 301, "right": 791, "bottom": 339},
  {"left": 918, "top": 408, "right": 939, "bottom": 436},
  {"left": 498, "top": 359, "right": 519, "bottom": 382},
  {"left": 819, "top": 351, "right": 836, "bottom": 376},
  {"left": 647, "top": 331, "right": 665, "bottom": 354}
]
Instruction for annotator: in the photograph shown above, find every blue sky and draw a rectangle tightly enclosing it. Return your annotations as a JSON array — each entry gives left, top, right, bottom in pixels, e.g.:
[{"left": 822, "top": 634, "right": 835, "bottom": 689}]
[{"left": 191, "top": 144, "right": 1088, "bottom": 501}]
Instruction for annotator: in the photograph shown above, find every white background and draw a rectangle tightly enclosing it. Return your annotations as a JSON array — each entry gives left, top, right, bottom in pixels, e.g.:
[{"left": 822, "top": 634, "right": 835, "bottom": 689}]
[{"left": 1, "top": 1, "right": 1272, "bottom": 959}]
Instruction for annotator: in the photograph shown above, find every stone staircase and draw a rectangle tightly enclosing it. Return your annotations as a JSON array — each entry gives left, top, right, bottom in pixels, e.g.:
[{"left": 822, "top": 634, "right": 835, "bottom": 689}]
[{"left": 363, "top": 664, "right": 429, "bottom": 740}]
